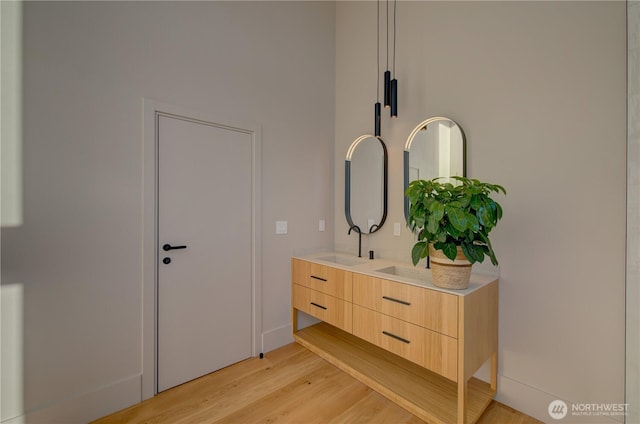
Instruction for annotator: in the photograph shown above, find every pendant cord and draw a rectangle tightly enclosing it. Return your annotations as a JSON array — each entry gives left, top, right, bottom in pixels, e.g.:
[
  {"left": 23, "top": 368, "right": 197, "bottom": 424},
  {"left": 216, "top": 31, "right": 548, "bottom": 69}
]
[
  {"left": 393, "top": 0, "right": 396, "bottom": 78},
  {"left": 374, "top": 0, "right": 381, "bottom": 136},
  {"left": 389, "top": 0, "right": 397, "bottom": 118},
  {"left": 377, "top": 0, "right": 380, "bottom": 102},
  {"left": 386, "top": 0, "right": 389, "bottom": 72}
]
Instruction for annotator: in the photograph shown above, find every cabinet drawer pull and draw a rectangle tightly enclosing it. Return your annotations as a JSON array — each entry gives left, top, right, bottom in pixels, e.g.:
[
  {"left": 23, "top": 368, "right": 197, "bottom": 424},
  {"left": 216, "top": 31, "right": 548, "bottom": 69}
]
[
  {"left": 310, "top": 302, "right": 327, "bottom": 310},
  {"left": 382, "top": 331, "right": 411, "bottom": 344},
  {"left": 382, "top": 295, "right": 411, "bottom": 306},
  {"left": 310, "top": 275, "right": 327, "bottom": 282}
]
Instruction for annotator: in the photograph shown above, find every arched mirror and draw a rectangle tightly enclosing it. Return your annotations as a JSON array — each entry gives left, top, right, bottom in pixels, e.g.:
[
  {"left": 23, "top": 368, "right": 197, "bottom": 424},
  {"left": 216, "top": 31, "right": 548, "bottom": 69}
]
[
  {"left": 403, "top": 117, "right": 466, "bottom": 221},
  {"left": 345, "top": 135, "right": 388, "bottom": 235}
]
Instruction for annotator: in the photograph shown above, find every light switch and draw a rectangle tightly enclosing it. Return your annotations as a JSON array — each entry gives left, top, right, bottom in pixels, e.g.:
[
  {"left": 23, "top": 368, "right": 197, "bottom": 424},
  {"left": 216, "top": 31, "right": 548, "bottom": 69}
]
[
  {"left": 319, "top": 219, "right": 325, "bottom": 232},
  {"left": 276, "top": 220, "right": 288, "bottom": 235},
  {"left": 394, "top": 222, "right": 401, "bottom": 236}
]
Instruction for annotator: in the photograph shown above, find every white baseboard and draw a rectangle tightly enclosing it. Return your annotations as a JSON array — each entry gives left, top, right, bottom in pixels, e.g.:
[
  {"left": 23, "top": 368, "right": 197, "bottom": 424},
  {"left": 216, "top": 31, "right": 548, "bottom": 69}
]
[
  {"left": 497, "top": 375, "right": 624, "bottom": 424},
  {"left": 1, "top": 374, "right": 141, "bottom": 424},
  {"left": 262, "top": 323, "right": 294, "bottom": 354}
]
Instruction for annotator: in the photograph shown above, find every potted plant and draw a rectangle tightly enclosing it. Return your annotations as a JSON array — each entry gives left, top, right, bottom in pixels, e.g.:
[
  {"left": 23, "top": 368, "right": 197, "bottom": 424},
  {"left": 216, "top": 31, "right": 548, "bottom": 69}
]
[{"left": 405, "top": 176, "right": 506, "bottom": 289}]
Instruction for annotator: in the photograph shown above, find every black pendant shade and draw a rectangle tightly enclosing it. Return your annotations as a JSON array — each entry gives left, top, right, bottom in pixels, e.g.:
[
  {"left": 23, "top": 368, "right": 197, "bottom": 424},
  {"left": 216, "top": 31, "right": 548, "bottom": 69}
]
[
  {"left": 384, "top": 70, "right": 391, "bottom": 108},
  {"left": 373, "top": 0, "right": 398, "bottom": 133},
  {"left": 390, "top": 78, "right": 398, "bottom": 118}
]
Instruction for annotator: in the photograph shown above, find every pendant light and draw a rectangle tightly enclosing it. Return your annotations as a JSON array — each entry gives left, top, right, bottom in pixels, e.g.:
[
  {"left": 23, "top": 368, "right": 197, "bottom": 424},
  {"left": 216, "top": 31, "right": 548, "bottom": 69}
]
[
  {"left": 390, "top": 0, "right": 398, "bottom": 118},
  {"left": 383, "top": 0, "right": 391, "bottom": 108},
  {"left": 374, "top": 0, "right": 381, "bottom": 136}
]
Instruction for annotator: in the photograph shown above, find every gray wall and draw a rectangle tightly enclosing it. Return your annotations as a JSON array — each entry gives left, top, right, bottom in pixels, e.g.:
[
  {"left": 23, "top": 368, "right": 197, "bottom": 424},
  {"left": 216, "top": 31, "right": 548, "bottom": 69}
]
[
  {"left": 334, "top": 2, "right": 626, "bottom": 423},
  {"left": 0, "top": 2, "right": 335, "bottom": 422}
]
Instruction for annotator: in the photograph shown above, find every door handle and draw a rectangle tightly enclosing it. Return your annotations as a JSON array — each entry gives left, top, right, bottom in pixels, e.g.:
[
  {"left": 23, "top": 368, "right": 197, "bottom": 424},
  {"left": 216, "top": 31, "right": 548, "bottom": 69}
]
[{"left": 163, "top": 244, "right": 187, "bottom": 251}]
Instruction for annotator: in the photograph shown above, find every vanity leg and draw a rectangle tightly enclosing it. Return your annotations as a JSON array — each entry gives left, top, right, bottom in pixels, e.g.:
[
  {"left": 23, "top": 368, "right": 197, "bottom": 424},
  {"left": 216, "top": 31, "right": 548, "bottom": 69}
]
[
  {"left": 491, "top": 351, "right": 498, "bottom": 391},
  {"left": 457, "top": 379, "right": 467, "bottom": 424},
  {"left": 292, "top": 308, "right": 298, "bottom": 334}
]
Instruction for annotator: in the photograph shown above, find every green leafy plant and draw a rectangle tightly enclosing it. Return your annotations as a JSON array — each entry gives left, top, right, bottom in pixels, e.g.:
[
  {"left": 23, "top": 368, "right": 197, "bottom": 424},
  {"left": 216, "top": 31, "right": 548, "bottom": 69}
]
[{"left": 406, "top": 176, "right": 506, "bottom": 266}]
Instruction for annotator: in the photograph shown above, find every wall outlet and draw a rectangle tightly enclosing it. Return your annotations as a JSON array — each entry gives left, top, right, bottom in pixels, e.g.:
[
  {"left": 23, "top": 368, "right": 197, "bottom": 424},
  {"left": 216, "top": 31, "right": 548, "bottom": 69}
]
[
  {"left": 276, "top": 220, "right": 287, "bottom": 235},
  {"left": 394, "top": 222, "right": 401, "bottom": 236},
  {"left": 319, "top": 219, "right": 325, "bottom": 232}
]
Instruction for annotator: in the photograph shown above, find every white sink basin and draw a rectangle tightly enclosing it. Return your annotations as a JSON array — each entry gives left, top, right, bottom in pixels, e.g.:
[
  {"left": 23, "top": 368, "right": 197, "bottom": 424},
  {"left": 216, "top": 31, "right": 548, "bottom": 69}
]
[
  {"left": 317, "top": 255, "right": 366, "bottom": 266},
  {"left": 376, "top": 265, "right": 431, "bottom": 282}
]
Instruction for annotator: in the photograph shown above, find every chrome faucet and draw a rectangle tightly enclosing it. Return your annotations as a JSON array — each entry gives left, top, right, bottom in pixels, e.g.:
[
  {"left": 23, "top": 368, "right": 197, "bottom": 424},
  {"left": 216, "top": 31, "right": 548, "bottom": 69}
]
[{"left": 348, "top": 225, "right": 362, "bottom": 257}]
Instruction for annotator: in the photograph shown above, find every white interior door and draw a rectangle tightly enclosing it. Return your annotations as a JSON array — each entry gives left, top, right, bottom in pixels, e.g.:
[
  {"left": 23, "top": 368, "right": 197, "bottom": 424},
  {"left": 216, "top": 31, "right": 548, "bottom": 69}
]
[{"left": 157, "top": 114, "right": 253, "bottom": 392}]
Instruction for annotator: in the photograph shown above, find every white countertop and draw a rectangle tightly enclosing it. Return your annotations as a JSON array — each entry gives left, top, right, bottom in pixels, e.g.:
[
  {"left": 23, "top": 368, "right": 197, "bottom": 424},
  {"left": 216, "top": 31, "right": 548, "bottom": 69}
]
[{"left": 292, "top": 251, "right": 498, "bottom": 296}]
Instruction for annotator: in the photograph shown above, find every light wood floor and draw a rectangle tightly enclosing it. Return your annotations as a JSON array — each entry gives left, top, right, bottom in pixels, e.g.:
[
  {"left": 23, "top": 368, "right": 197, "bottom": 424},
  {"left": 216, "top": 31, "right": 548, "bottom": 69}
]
[{"left": 92, "top": 342, "right": 542, "bottom": 424}]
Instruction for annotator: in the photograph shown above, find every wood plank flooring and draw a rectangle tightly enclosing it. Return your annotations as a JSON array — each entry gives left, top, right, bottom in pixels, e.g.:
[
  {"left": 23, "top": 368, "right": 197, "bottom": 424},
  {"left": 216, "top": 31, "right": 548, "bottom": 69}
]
[{"left": 92, "top": 342, "right": 542, "bottom": 424}]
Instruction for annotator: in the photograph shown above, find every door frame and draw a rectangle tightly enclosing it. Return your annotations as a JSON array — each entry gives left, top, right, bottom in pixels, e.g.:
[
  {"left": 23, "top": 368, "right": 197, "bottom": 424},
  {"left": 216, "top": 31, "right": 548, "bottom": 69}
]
[{"left": 141, "top": 99, "right": 262, "bottom": 399}]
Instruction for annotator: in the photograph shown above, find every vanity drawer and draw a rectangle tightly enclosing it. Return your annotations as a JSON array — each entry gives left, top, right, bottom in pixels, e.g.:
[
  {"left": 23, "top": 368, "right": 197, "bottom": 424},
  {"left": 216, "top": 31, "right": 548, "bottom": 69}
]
[
  {"left": 353, "top": 305, "right": 425, "bottom": 367},
  {"left": 292, "top": 259, "right": 353, "bottom": 301},
  {"left": 292, "top": 284, "right": 352, "bottom": 333},
  {"left": 352, "top": 274, "right": 458, "bottom": 337},
  {"left": 353, "top": 305, "right": 458, "bottom": 381}
]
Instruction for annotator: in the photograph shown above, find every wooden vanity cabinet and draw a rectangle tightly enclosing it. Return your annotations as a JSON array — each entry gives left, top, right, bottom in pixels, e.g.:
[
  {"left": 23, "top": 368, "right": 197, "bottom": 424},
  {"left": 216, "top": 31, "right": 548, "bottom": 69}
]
[
  {"left": 291, "top": 259, "right": 353, "bottom": 333},
  {"left": 292, "top": 258, "right": 352, "bottom": 301},
  {"left": 291, "top": 257, "right": 498, "bottom": 424},
  {"left": 352, "top": 273, "right": 458, "bottom": 337}
]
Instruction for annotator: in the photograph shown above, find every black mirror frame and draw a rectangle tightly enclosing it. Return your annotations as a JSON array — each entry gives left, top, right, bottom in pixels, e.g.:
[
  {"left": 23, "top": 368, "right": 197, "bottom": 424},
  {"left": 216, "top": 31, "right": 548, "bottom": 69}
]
[{"left": 345, "top": 135, "right": 388, "bottom": 234}]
